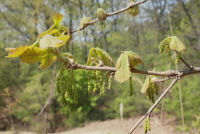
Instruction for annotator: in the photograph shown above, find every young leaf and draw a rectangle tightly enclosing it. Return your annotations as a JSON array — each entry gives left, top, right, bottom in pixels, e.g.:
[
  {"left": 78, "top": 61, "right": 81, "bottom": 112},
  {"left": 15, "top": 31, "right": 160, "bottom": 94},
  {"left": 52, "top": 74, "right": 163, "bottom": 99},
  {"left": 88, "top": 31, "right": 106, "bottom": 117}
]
[
  {"left": 39, "top": 53, "right": 57, "bottom": 69},
  {"left": 20, "top": 47, "right": 48, "bottom": 64},
  {"left": 115, "top": 54, "right": 131, "bottom": 83},
  {"left": 115, "top": 53, "right": 124, "bottom": 69},
  {"left": 38, "top": 25, "right": 55, "bottom": 38},
  {"left": 39, "top": 34, "right": 63, "bottom": 49},
  {"left": 159, "top": 37, "right": 171, "bottom": 53},
  {"left": 141, "top": 76, "right": 150, "bottom": 93},
  {"left": 87, "top": 48, "right": 97, "bottom": 66},
  {"left": 57, "top": 35, "right": 70, "bottom": 47},
  {"left": 124, "top": 51, "right": 144, "bottom": 68},
  {"left": 169, "top": 36, "right": 186, "bottom": 52},
  {"left": 96, "top": 47, "right": 114, "bottom": 66},
  {"left": 5, "top": 46, "right": 29, "bottom": 58},
  {"left": 53, "top": 14, "right": 64, "bottom": 26}
]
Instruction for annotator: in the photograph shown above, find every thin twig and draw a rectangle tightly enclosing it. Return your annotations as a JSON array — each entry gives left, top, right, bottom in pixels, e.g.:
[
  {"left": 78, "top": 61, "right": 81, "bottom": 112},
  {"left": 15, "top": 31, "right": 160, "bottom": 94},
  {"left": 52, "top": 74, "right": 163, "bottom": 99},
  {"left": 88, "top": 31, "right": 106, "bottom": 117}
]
[
  {"left": 128, "top": 78, "right": 179, "bottom": 134},
  {"left": 70, "top": 0, "right": 149, "bottom": 34},
  {"left": 180, "top": 57, "right": 194, "bottom": 69}
]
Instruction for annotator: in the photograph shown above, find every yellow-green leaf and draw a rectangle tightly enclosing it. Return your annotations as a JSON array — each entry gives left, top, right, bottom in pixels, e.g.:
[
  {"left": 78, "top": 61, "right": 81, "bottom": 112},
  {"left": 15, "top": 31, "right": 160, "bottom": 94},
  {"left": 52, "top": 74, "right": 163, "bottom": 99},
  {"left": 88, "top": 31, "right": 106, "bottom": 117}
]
[
  {"left": 39, "top": 34, "right": 63, "bottom": 49},
  {"left": 39, "top": 53, "right": 57, "bottom": 69},
  {"left": 115, "top": 53, "right": 124, "bottom": 69},
  {"left": 53, "top": 14, "right": 63, "bottom": 26},
  {"left": 20, "top": 47, "right": 48, "bottom": 64},
  {"left": 96, "top": 47, "right": 114, "bottom": 66},
  {"left": 57, "top": 35, "right": 70, "bottom": 47},
  {"left": 169, "top": 36, "right": 186, "bottom": 52},
  {"left": 87, "top": 48, "right": 97, "bottom": 66},
  {"left": 159, "top": 37, "right": 171, "bottom": 53},
  {"left": 124, "top": 51, "right": 144, "bottom": 68},
  {"left": 141, "top": 76, "right": 150, "bottom": 93},
  {"left": 38, "top": 25, "right": 55, "bottom": 37},
  {"left": 5, "top": 46, "right": 29, "bottom": 58},
  {"left": 115, "top": 54, "right": 131, "bottom": 83}
]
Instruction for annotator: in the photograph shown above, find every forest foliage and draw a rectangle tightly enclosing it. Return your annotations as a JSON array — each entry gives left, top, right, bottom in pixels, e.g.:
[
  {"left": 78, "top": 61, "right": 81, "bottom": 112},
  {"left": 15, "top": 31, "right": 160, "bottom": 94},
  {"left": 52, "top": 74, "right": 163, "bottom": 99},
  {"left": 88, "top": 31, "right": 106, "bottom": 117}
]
[{"left": 0, "top": 0, "right": 200, "bottom": 133}]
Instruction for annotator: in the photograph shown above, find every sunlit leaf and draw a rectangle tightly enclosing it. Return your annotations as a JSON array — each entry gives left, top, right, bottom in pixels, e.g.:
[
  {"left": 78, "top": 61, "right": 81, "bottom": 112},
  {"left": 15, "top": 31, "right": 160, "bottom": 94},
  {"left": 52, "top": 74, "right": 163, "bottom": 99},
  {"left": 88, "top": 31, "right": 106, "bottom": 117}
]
[
  {"left": 39, "top": 53, "right": 57, "bottom": 69},
  {"left": 54, "top": 14, "right": 64, "bottom": 26},
  {"left": 5, "top": 46, "right": 29, "bottom": 58},
  {"left": 169, "top": 36, "right": 186, "bottom": 52},
  {"left": 20, "top": 47, "right": 48, "bottom": 64},
  {"left": 57, "top": 35, "right": 70, "bottom": 47},
  {"left": 115, "top": 54, "right": 131, "bottom": 83},
  {"left": 141, "top": 76, "right": 150, "bottom": 93},
  {"left": 124, "top": 51, "right": 144, "bottom": 68},
  {"left": 39, "top": 34, "right": 63, "bottom": 49},
  {"left": 48, "top": 29, "right": 60, "bottom": 35}
]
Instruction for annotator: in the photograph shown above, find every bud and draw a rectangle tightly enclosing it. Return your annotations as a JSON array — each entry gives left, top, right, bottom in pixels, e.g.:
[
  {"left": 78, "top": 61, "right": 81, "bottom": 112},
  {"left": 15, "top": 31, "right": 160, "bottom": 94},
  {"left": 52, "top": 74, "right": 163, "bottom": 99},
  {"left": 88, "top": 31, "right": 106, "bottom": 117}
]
[
  {"left": 97, "top": 8, "right": 107, "bottom": 21},
  {"left": 127, "top": 1, "right": 140, "bottom": 16},
  {"left": 79, "top": 17, "right": 92, "bottom": 27}
]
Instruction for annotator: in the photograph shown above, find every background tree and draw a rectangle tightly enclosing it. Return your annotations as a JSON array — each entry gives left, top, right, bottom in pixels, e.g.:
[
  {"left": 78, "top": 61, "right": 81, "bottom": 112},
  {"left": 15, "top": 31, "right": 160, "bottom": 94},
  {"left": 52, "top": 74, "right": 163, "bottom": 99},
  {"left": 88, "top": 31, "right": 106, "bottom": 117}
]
[{"left": 0, "top": 0, "right": 200, "bottom": 133}]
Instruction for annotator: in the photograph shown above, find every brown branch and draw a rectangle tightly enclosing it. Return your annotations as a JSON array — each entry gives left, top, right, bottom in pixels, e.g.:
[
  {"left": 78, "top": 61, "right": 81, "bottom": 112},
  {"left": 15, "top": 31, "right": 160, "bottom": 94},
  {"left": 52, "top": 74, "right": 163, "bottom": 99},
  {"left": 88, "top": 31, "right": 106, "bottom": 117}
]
[
  {"left": 70, "top": 0, "right": 149, "bottom": 34},
  {"left": 180, "top": 57, "right": 194, "bottom": 69},
  {"left": 128, "top": 78, "right": 179, "bottom": 134},
  {"left": 72, "top": 63, "right": 200, "bottom": 77}
]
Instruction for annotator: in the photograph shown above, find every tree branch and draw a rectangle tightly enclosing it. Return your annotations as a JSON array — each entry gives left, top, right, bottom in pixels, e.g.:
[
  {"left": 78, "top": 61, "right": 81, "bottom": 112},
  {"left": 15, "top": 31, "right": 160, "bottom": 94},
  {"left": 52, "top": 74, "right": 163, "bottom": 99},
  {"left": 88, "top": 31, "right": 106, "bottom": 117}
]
[
  {"left": 70, "top": 0, "right": 149, "bottom": 34},
  {"left": 128, "top": 78, "right": 179, "bottom": 134}
]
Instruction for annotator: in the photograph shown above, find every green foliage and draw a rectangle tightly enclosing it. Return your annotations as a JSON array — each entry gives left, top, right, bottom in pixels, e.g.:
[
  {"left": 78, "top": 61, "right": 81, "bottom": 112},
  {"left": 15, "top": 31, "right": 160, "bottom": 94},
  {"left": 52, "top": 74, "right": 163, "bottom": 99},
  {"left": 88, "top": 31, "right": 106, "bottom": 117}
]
[{"left": 164, "top": 75, "right": 200, "bottom": 126}]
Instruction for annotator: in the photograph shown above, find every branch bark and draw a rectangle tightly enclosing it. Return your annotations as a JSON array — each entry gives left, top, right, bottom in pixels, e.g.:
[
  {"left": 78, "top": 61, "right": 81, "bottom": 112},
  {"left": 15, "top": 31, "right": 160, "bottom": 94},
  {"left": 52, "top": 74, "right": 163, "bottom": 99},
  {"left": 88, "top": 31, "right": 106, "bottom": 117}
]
[
  {"left": 70, "top": 0, "right": 149, "bottom": 34},
  {"left": 128, "top": 78, "right": 179, "bottom": 134}
]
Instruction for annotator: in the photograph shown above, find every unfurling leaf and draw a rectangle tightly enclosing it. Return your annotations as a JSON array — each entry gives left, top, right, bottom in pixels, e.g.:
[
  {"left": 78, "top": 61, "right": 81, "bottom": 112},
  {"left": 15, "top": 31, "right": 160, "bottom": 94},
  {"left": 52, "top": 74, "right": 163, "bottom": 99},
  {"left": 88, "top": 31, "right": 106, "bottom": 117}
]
[
  {"left": 115, "top": 54, "right": 131, "bottom": 83},
  {"left": 39, "top": 34, "right": 63, "bottom": 49},
  {"left": 123, "top": 51, "right": 143, "bottom": 68},
  {"left": 141, "top": 75, "right": 159, "bottom": 103},
  {"left": 141, "top": 76, "right": 150, "bottom": 93},
  {"left": 87, "top": 48, "right": 97, "bottom": 66},
  {"left": 5, "top": 46, "right": 29, "bottom": 58},
  {"left": 159, "top": 37, "right": 171, "bottom": 53},
  {"left": 97, "top": 8, "right": 107, "bottom": 21},
  {"left": 169, "top": 36, "right": 186, "bottom": 52},
  {"left": 53, "top": 14, "right": 64, "bottom": 26},
  {"left": 159, "top": 36, "right": 186, "bottom": 53},
  {"left": 87, "top": 47, "right": 114, "bottom": 66},
  {"left": 96, "top": 47, "right": 114, "bottom": 66}
]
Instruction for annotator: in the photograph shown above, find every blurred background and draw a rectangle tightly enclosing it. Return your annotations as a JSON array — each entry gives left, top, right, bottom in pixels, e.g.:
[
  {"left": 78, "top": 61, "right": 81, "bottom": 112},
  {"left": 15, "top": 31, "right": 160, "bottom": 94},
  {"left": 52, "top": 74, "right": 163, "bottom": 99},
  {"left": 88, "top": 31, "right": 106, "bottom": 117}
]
[{"left": 0, "top": 0, "right": 199, "bottom": 133}]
